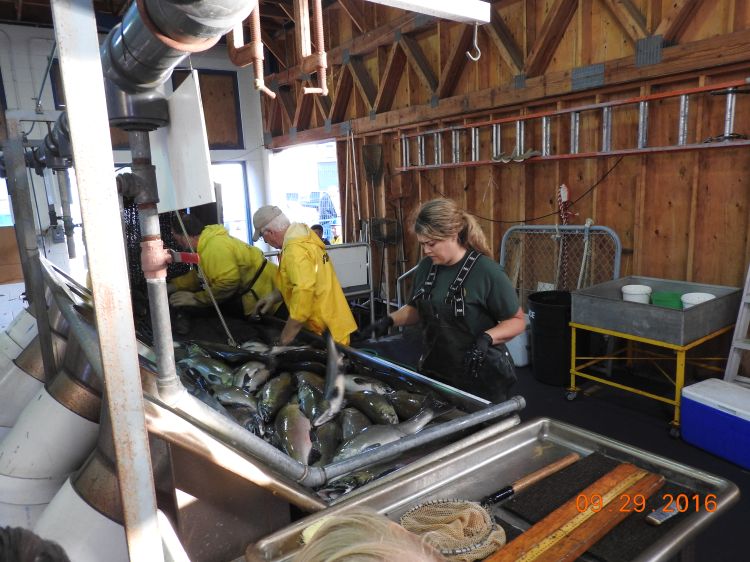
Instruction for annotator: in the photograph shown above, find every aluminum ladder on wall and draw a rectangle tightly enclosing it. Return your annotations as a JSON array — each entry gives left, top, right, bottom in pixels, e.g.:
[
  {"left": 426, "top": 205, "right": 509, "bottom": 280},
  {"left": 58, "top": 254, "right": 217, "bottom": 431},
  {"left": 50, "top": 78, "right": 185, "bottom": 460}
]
[
  {"left": 724, "top": 261, "right": 750, "bottom": 387},
  {"left": 397, "top": 78, "right": 750, "bottom": 171}
]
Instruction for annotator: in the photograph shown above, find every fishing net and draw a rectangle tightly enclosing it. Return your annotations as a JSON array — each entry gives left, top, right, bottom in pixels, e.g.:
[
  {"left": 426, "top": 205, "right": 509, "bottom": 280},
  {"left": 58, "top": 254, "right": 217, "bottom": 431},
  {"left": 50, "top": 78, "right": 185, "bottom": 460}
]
[{"left": 399, "top": 499, "right": 506, "bottom": 561}]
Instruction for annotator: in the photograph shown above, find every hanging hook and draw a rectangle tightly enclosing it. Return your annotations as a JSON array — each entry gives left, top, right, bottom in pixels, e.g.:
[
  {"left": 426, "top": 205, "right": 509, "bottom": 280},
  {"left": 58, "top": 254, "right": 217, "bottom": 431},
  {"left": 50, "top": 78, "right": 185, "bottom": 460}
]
[{"left": 466, "top": 22, "right": 481, "bottom": 62}]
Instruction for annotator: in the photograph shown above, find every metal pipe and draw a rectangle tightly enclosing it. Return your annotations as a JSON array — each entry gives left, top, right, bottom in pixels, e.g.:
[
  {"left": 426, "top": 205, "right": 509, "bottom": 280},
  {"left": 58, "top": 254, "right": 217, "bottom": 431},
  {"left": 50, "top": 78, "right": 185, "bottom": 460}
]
[
  {"left": 34, "top": 40, "right": 57, "bottom": 114},
  {"left": 302, "top": 0, "right": 328, "bottom": 96},
  {"left": 55, "top": 169, "right": 76, "bottom": 259},
  {"left": 471, "top": 127, "right": 479, "bottom": 161},
  {"left": 49, "top": 2, "right": 162, "bottom": 559},
  {"left": 541, "top": 116, "right": 550, "bottom": 156},
  {"left": 2, "top": 137, "right": 56, "bottom": 381},
  {"left": 602, "top": 106, "right": 612, "bottom": 153},
  {"left": 247, "top": 6, "right": 276, "bottom": 98},
  {"left": 452, "top": 129, "right": 460, "bottom": 163},
  {"left": 492, "top": 124, "right": 501, "bottom": 160},
  {"left": 570, "top": 112, "right": 580, "bottom": 154},
  {"left": 102, "top": 0, "right": 257, "bottom": 93},
  {"left": 417, "top": 135, "right": 425, "bottom": 166},
  {"left": 322, "top": 397, "right": 525, "bottom": 481},
  {"left": 396, "top": 264, "right": 418, "bottom": 309}
]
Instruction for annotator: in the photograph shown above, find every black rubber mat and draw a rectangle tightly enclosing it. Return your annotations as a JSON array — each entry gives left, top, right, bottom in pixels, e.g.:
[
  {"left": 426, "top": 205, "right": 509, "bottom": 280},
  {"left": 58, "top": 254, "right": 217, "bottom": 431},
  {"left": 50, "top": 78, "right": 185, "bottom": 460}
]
[{"left": 501, "top": 452, "right": 695, "bottom": 562}]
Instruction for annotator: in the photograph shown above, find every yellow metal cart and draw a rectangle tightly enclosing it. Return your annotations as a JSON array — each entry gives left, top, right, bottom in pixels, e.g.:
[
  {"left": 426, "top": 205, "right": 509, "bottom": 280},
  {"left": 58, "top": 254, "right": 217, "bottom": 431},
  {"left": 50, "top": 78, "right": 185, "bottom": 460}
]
[{"left": 568, "top": 322, "right": 734, "bottom": 437}]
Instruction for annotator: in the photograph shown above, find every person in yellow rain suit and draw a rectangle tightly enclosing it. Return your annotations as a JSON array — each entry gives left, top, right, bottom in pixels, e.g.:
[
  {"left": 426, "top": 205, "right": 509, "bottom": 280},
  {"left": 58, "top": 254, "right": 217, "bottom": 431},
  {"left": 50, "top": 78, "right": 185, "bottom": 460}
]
[
  {"left": 168, "top": 213, "right": 281, "bottom": 319},
  {"left": 250, "top": 205, "right": 357, "bottom": 345}
]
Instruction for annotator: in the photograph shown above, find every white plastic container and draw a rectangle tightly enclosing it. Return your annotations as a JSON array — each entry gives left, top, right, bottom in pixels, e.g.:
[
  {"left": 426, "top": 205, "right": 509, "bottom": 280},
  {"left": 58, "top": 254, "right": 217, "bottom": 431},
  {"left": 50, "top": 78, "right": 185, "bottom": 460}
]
[
  {"left": 507, "top": 313, "right": 530, "bottom": 367},
  {"left": 681, "top": 292, "right": 715, "bottom": 309},
  {"left": 621, "top": 284, "right": 652, "bottom": 304}
]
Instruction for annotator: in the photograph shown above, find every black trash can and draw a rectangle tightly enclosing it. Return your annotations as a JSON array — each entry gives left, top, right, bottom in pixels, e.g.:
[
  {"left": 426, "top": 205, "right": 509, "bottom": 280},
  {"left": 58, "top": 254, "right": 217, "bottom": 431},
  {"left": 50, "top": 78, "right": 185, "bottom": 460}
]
[{"left": 528, "top": 291, "right": 571, "bottom": 386}]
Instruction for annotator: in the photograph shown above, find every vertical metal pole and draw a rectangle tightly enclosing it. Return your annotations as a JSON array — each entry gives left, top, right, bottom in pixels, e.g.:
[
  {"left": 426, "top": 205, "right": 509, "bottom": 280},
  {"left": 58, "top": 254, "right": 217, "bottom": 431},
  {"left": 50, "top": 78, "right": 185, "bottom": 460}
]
[
  {"left": 541, "top": 116, "right": 551, "bottom": 156},
  {"left": 400, "top": 135, "right": 407, "bottom": 168},
  {"left": 433, "top": 132, "right": 442, "bottom": 166},
  {"left": 471, "top": 127, "right": 479, "bottom": 161},
  {"left": 678, "top": 95, "right": 689, "bottom": 146},
  {"left": 637, "top": 101, "right": 649, "bottom": 149},
  {"left": 601, "top": 107, "right": 612, "bottom": 153},
  {"left": 56, "top": 169, "right": 76, "bottom": 258},
  {"left": 723, "top": 88, "right": 736, "bottom": 138},
  {"left": 570, "top": 112, "right": 580, "bottom": 154},
  {"left": 417, "top": 134, "right": 425, "bottom": 167},
  {"left": 3, "top": 137, "right": 57, "bottom": 379},
  {"left": 515, "top": 120, "right": 525, "bottom": 156},
  {"left": 49, "top": 1, "right": 163, "bottom": 560},
  {"left": 452, "top": 129, "right": 460, "bottom": 163},
  {"left": 492, "top": 124, "right": 502, "bottom": 159}
]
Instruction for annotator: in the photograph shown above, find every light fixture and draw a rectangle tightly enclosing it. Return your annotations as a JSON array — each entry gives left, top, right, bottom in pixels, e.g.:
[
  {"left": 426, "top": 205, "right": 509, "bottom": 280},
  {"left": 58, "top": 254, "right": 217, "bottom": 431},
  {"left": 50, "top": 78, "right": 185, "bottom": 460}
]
[{"left": 364, "top": 0, "right": 491, "bottom": 24}]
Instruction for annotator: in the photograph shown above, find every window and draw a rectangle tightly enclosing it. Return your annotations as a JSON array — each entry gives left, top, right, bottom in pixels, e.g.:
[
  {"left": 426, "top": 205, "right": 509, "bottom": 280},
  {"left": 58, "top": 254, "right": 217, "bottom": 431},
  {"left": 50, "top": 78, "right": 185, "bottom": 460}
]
[
  {"left": 212, "top": 162, "right": 250, "bottom": 243},
  {"left": 268, "top": 141, "right": 340, "bottom": 242},
  {"left": 0, "top": 179, "right": 13, "bottom": 226}
]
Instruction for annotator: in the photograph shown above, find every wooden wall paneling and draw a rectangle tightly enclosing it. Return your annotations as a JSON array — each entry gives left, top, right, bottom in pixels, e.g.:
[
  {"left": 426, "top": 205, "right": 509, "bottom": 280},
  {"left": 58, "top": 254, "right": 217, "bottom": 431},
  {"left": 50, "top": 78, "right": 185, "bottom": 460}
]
[
  {"left": 330, "top": 65, "right": 353, "bottom": 123},
  {"left": 733, "top": 0, "right": 750, "bottom": 29},
  {"left": 577, "top": 0, "right": 594, "bottom": 68},
  {"left": 338, "top": 0, "right": 369, "bottom": 34},
  {"left": 680, "top": 0, "right": 728, "bottom": 41},
  {"left": 277, "top": 85, "right": 297, "bottom": 129},
  {"left": 348, "top": 56, "right": 377, "bottom": 109},
  {"left": 399, "top": 34, "right": 438, "bottom": 98},
  {"left": 469, "top": 165, "right": 496, "bottom": 255},
  {"left": 293, "top": 84, "right": 314, "bottom": 130}
]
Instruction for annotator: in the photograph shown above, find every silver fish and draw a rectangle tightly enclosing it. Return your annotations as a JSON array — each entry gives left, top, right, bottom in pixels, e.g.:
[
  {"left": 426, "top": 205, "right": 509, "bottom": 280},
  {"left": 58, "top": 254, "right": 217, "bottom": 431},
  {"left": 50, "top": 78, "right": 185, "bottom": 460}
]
[
  {"left": 226, "top": 405, "right": 265, "bottom": 436},
  {"left": 258, "top": 372, "right": 295, "bottom": 422},
  {"left": 344, "top": 375, "right": 394, "bottom": 395},
  {"left": 177, "top": 356, "right": 234, "bottom": 386},
  {"left": 274, "top": 403, "right": 313, "bottom": 465},
  {"left": 388, "top": 390, "right": 428, "bottom": 420},
  {"left": 340, "top": 407, "right": 371, "bottom": 441},
  {"left": 295, "top": 371, "right": 325, "bottom": 392},
  {"left": 346, "top": 391, "right": 399, "bottom": 425},
  {"left": 298, "top": 380, "right": 329, "bottom": 422},
  {"left": 313, "top": 331, "right": 346, "bottom": 427},
  {"left": 317, "top": 464, "right": 403, "bottom": 501},
  {"left": 332, "top": 408, "right": 435, "bottom": 462},
  {"left": 212, "top": 385, "right": 258, "bottom": 410},
  {"left": 233, "top": 361, "right": 271, "bottom": 392},
  {"left": 312, "top": 419, "right": 342, "bottom": 467},
  {"left": 240, "top": 341, "right": 270, "bottom": 353}
]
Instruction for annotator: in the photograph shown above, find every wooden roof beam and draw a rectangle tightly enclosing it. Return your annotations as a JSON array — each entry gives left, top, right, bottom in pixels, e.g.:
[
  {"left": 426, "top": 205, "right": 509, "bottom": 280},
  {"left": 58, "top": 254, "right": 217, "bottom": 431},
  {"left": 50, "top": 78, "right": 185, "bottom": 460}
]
[
  {"left": 348, "top": 56, "right": 378, "bottom": 109},
  {"left": 373, "top": 43, "right": 406, "bottom": 113},
  {"left": 261, "top": 29, "right": 289, "bottom": 69},
  {"left": 654, "top": 0, "right": 703, "bottom": 44},
  {"left": 437, "top": 25, "right": 473, "bottom": 99},
  {"left": 598, "top": 0, "right": 647, "bottom": 44},
  {"left": 338, "top": 0, "right": 369, "bottom": 33},
  {"left": 293, "top": 85, "right": 315, "bottom": 130},
  {"left": 399, "top": 34, "right": 437, "bottom": 92},
  {"left": 278, "top": 85, "right": 297, "bottom": 123},
  {"left": 484, "top": 7, "right": 523, "bottom": 75},
  {"left": 524, "top": 0, "right": 577, "bottom": 77},
  {"left": 329, "top": 65, "right": 354, "bottom": 122}
]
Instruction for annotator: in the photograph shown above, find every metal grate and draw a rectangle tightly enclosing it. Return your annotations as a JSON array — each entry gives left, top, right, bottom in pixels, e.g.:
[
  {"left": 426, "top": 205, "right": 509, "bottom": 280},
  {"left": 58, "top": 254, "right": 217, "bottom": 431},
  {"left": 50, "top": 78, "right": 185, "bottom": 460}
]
[{"left": 499, "top": 224, "right": 621, "bottom": 308}]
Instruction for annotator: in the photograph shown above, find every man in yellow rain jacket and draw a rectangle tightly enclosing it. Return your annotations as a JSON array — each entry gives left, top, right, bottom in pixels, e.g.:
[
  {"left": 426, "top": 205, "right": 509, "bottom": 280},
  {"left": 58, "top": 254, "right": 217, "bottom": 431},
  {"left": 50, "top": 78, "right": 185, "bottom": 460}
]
[
  {"left": 168, "top": 213, "right": 279, "bottom": 318},
  {"left": 251, "top": 205, "right": 357, "bottom": 345}
]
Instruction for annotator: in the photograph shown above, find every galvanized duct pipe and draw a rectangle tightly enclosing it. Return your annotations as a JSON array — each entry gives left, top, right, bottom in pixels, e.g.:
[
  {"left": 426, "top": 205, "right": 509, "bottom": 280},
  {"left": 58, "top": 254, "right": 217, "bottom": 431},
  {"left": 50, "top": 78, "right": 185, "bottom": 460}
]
[
  {"left": 101, "top": 0, "right": 257, "bottom": 93},
  {"left": 55, "top": 170, "right": 76, "bottom": 259}
]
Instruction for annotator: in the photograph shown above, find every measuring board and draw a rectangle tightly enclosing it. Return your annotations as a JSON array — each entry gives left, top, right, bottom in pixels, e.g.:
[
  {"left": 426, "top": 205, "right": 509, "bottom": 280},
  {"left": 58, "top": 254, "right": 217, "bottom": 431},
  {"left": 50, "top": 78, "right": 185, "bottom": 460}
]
[{"left": 488, "top": 463, "right": 665, "bottom": 562}]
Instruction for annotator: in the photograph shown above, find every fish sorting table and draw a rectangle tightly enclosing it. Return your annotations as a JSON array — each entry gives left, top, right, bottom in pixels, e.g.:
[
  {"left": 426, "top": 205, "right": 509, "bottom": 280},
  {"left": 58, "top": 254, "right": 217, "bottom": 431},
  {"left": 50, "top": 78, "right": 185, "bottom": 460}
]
[{"left": 248, "top": 417, "right": 739, "bottom": 562}]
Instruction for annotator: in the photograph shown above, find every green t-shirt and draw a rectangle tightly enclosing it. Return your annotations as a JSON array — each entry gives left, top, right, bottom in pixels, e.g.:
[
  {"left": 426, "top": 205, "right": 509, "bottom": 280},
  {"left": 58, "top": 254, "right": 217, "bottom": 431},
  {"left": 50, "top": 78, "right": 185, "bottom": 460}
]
[{"left": 409, "top": 253, "right": 519, "bottom": 335}]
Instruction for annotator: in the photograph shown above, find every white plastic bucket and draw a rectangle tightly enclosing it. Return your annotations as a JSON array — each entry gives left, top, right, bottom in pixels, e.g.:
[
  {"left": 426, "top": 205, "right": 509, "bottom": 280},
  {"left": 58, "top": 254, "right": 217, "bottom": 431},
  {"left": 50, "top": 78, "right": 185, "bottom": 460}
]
[
  {"left": 681, "top": 292, "right": 715, "bottom": 309},
  {"left": 621, "top": 284, "right": 652, "bottom": 304}
]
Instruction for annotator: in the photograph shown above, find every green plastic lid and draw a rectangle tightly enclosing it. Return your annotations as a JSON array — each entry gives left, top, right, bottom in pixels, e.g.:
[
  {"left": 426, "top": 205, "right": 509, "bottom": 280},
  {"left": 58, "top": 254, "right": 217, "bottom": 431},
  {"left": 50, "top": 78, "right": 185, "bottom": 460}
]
[{"left": 651, "top": 291, "right": 683, "bottom": 309}]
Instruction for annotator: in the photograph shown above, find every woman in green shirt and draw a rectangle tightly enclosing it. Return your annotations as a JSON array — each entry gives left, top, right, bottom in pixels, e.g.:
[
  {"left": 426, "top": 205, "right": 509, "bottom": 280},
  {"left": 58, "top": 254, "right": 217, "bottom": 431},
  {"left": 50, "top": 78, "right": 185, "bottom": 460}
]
[{"left": 366, "top": 198, "right": 525, "bottom": 401}]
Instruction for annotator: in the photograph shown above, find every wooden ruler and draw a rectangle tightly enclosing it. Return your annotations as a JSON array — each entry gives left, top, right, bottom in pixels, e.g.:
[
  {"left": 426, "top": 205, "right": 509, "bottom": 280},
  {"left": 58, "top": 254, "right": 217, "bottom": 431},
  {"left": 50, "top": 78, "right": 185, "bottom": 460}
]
[{"left": 488, "top": 463, "right": 665, "bottom": 562}]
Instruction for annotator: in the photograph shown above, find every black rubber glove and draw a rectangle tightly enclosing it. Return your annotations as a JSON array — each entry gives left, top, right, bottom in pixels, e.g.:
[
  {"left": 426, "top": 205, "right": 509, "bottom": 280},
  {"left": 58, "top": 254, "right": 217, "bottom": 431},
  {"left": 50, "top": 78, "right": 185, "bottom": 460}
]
[
  {"left": 363, "top": 315, "right": 394, "bottom": 339},
  {"left": 464, "top": 332, "right": 493, "bottom": 378}
]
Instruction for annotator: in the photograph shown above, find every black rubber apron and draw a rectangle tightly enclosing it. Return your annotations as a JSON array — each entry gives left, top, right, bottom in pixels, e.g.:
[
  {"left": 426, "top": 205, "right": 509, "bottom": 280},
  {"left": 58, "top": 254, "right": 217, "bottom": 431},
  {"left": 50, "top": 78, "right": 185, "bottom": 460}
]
[{"left": 413, "top": 250, "right": 517, "bottom": 402}]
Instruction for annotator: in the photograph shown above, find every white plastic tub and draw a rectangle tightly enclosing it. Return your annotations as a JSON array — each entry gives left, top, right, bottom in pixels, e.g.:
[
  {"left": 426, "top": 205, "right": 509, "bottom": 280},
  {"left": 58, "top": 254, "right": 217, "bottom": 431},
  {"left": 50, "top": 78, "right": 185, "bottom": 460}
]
[
  {"left": 621, "top": 284, "right": 652, "bottom": 304},
  {"left": 681, "top": 292, "right": 715, "bottom": 309}
]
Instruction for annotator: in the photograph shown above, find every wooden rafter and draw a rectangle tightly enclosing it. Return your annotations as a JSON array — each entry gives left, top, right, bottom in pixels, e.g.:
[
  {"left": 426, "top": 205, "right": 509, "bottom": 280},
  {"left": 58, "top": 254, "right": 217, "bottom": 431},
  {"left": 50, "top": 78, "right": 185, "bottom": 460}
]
[
  {"left": 437, "top": 25, "right": 474, "bottom": 99},
  {"left": 338, "top": 0, "right": 368, "bottom": 34},
  {"left": 484, "top": 8, "right": 523, "bottom": 75},
  {"left": 313, "top": 88, "right": 332, "bottom": 119},
  {"left": 261, "top": 29, "right": 288, "bottom": 69},
  {"left": 399, "top": 35, "right": 438, "bottom": 92},
  {"left": 268, "top": 96, "right": 284, "bottom": 135},
  {"left": 373, "top": 43, "right": 407, "bottom": 113},
  {"left": 598, "top": 0, "right": 647, "bottom": 43},
  {"left": 293, "top": 85, "right": 315, "bottom": 130},
  {"left": 268, "top": 13, "right": 433, "bottom": 87},
  {"left": 329, "top": 65, "right": 354, "bottom": 123},
  {"left": 348, "top": 56, "right": 377, "bottom": 109},
  {"left": 277, "top": 85, "right": 297, "bottom": 123},
  {"left": 524, "top": 0, "right": 578, "bottom": 77},
  {"left": 293, "top": 0, "right": 312, "bottom": 59},
  {"left": 654, "top": 0, "right": 703, "bottom": 44}
]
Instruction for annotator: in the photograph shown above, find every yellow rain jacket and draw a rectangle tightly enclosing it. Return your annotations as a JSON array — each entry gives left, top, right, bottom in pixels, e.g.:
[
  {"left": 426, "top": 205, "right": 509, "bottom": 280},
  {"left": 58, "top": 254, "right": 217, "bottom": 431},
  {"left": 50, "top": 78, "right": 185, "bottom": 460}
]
[
  {"left": 278, "top": 223, "right": 357, "bottom": 344},
  {"left": 171, "top": 225, "right": 278, "bottom": 316}
]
